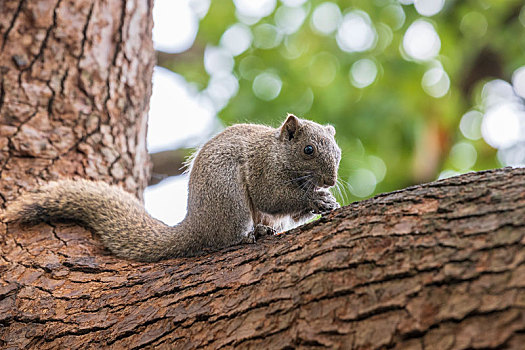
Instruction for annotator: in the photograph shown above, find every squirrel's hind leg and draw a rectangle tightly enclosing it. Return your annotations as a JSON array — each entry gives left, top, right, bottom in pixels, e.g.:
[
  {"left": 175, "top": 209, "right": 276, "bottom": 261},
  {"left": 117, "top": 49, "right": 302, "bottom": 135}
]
[{"left": 240, "top": 224, "right": 276, "bottom": 244}]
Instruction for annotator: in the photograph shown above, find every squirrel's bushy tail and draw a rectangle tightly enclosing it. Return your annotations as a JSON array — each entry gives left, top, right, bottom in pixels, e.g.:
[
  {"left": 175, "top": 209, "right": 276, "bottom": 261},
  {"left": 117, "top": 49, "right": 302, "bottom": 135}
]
[{"left": 2, "top": 180, "right": 184, "bottom": 261}]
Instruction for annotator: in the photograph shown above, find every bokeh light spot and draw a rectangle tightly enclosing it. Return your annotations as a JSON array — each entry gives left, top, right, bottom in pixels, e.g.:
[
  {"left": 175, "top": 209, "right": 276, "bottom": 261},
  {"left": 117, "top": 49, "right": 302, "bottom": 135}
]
[
  {"left": 311, "top": 2, "right": 341, "bottom": 35},
  {"left": 204, "top": 46, "right": 234, "bottom": 76},
  {"left": 310, "top": 52, "right": 339, "bottom": 87},
  {"left": 281, "top": 0, "right": 307, "bottom": 6},
  {"left": 449, "top": 142, "right": 477, "bottom": 170},
  {"left": 233, "top": 0, "right": 276, "bottom": 19},
  {"left": 421, "top": 67, "right": 450, "bottom": 98},
  {"left": 482, "top": 103, "right": 523, "bottom": 149},
  {"left": 282, "top": 34, "right": 309, "bottom": 59},
  {"left": 403, "top": 20, "right": 440, "bottom": 61},
  {"left": 291, "top": 88, "right": 314, "bottom": 115},
  {"left": 275, "top": 5, "right": 307, "bottom": 35},
  {"left": 239, "top": 56, "right": 264, "bottom": 80},
  {"left": 512, "top": 66, "right": 525, "bottom": 99},
  {"left": 482, "top": 80, "right": 516, "bottom": 108},
  {"left": 148, "top": 67, "right": 214, "bottom": 152},
  {"left": 153, "top": 0, "right": 198, "bottom": 53},
  {"left": 375, "top": 23, "right": 394, "bottom": 52},
  {"left": 205, "top": 72, "right": 239, "bottom": 110},
  {"left": 381, "top": 4, "right": 405, "bottom": 31},
  {"left": 460, "top": 12, "right": 488, "bottom": 38},
  {"left": 220, "top": 24, "right": 252, "bottom": 56},
  {"left": 438, "top": 169, "right": 460, "bottom": 180},
  {"left": 414, "top": 0, "right": 445, "bottom": 17},
  {"left": 252, "top": 72, "right": 282, "bottom": 101},
  {"left": 350, "top": 59, "right": 378, "bottom": 88},
  {"left": 190, "top": 0, "right": 210, "bottom": 19},
  {"left": 368, "top": 155, "right": 387, "bottom": 183},
  {"left": 253, "top": 23, "right": 283, "bottom": 49},
  {"left": 348, "top": 169, "right": 377, "bottom": 198},
  {"left": 336, "top": 10, "right": 377, "bottom": 53},
  {"left": 459, "top": 110, "right": 483, "bottom": 141},
  {"left": 498, "top": 144, "right": 525, "bottom": 167}
]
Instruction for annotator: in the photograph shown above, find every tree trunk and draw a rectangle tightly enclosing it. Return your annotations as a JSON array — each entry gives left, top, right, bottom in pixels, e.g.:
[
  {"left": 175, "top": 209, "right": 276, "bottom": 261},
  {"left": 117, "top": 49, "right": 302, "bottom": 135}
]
[
  {"left": 0, "top": 167, "right": 523, "bottom": 349},
  {"left": 0, "top": 0, "right": 154, "bottom": 202}
]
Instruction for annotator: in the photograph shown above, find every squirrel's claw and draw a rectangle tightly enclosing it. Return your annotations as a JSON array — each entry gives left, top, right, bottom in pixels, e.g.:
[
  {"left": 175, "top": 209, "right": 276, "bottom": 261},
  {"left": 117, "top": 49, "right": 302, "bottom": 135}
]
[{"left": 311, "top": 190, "right": 339, "bottom": 214}]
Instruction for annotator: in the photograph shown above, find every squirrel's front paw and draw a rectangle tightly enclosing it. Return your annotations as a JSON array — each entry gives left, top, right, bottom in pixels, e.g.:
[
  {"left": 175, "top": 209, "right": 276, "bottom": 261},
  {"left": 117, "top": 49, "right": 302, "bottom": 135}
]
[{"left": 311, "top": 190, "right": 340, "bottom": 214}]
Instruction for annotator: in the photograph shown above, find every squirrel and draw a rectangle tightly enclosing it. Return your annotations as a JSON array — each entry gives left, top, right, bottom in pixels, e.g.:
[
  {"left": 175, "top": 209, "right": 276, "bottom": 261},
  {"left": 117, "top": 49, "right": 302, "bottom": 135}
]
[{"left": 2, "top": 114, "right": 341, "bottom": 262}]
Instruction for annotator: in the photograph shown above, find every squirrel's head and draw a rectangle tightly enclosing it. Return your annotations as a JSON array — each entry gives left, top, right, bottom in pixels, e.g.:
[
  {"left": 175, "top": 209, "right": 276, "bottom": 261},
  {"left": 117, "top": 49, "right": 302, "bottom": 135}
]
[{"left": 277, "top": 114, "right": 341, "bottom": 189}]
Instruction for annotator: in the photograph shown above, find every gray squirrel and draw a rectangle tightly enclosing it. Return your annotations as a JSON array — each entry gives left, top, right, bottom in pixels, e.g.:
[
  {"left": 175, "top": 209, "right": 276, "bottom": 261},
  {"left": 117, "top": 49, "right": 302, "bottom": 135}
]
[{"left": 2, "top": 114, "right": 341, "bottom": 261}]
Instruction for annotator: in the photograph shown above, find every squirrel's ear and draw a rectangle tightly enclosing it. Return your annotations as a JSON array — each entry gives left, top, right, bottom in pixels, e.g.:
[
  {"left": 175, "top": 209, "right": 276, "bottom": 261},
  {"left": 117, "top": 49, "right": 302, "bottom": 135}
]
[
  {"left": 279, "top": 113, "right": 300, "bottom": 141},
  {"left": 326, "top": 125, "right": 336, "bottom": 136}
]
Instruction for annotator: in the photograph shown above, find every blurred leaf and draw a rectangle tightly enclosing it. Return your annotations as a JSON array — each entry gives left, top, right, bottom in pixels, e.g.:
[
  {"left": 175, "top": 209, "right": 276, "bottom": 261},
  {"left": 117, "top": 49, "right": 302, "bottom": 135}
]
[{"left": 159, "top": 0, "right": 525, "bottom": 204}]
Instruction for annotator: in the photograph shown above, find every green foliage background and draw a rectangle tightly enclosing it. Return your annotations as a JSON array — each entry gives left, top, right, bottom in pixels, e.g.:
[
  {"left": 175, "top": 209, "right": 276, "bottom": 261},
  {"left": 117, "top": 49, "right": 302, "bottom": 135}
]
[{"left": 159, "top": 0, "right": 525, "bottom": 205}]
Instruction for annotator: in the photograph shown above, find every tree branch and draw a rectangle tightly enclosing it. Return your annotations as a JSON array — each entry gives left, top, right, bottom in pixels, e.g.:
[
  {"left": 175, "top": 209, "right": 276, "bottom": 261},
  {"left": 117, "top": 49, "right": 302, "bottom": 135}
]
[
  {"left": 148, "top": 148, "right": 190, "bottom": 185},
  {"left": 1, "top": 167, "right": 524, "bottom": 348}
]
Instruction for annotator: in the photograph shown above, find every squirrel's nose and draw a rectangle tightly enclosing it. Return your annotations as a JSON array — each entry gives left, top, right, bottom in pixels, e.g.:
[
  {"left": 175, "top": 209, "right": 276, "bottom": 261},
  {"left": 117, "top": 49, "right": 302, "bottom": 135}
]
[{"left": 322, "top": 177, "right": 336, "bottom": 187}]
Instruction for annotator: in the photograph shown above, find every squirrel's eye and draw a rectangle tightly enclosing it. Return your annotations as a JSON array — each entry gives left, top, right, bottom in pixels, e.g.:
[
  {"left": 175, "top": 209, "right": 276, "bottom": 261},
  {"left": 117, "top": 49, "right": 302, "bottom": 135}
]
[{"left": 304, "top": 145, "right": 314, "bottom": 155}]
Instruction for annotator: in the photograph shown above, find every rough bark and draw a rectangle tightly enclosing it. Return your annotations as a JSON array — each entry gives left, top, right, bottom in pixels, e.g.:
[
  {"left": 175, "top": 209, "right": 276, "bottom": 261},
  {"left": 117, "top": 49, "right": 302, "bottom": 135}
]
[
  {"left": 0, "top": 0, "right": 154, "bottom": 202},
  {"left": 0, "top": 167, "right": 524, "bottom": 349}
]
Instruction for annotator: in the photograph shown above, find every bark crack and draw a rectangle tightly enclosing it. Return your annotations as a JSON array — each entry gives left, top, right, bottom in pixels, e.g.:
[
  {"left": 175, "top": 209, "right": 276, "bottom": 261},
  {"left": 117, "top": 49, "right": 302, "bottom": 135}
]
[
  {"left": 75, "top": 2, "right": 95, "bottom": 106},
  {"left": 0, "top": 77, "right": 5, "bottom": 113},
  {"left": 18, "top": 0, "right": 63, "bottom": 85},
  {"left": 1, "top": 0, "right": 26, "bottom": 51}
]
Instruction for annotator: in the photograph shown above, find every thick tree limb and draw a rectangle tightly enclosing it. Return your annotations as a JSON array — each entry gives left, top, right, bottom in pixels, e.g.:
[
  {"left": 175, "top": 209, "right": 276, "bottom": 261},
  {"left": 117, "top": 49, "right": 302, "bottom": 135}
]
[
  {"left": 1, "top": 167, "right": 524, "bottom": 349},
  {"left": 148, "top": 149, "right": 190, "bottom": 186}
]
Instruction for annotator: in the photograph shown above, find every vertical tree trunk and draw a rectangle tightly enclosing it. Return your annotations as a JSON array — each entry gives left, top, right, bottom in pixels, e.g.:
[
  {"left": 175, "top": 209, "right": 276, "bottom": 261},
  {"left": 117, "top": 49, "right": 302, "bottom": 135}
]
[{"left": 0, "top": 0, "right": 154, "bottom": 203}]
